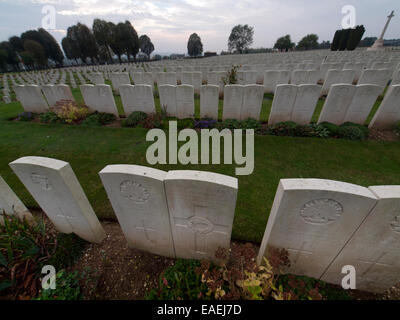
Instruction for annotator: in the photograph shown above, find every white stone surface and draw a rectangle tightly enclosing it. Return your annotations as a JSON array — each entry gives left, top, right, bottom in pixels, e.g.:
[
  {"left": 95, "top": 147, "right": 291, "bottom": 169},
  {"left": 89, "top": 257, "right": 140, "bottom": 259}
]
[
  {"left": 41, "top": 84, "right": 75, "bottom": 106},
  {"left": 241, "top": 84, "right": 264, "bottom": 120},
  {"left": 159, "top": 84, "right": 177, "bottom": 116},
  {"left": 343, "top": 84, "right": 382, "bottom": 124},
  {"left": 358, "top": 69, "right": 392, "bottom": 91},
  {"left": 200, "top": 85, "right": 219, "bottom": 120},
  {"left": 317, "top": 84, "right": 356, "bottom": 125},
  {"left": 223, "top": 85, "right": 244, "bottom": 120},
  {"left": 14, "top": 85, "right": 49, "bottom": 113},
  {"left": 369, "top": 85, "right": 400, "bottom": 129},
  {"left": 321, "top": 69, "right": 355, "bottom": 95},
  {"left": 264, "top": 70, "right": 290, "bottom": 94},
  {"left": 110, "top": 72, "right": 131, "bottom": 93},
  {"left": 268, "top": 84, "right": 297, "bottom": 125},
  {"left": 321, "top": 185, "right": 400, "bottom": 293},
  {"left": 165, "top": 170, "right": 238, "bottom": 262},
  {"left": 9, "top": 156, "right": 106, "bottom": 243},
  {"left": 176, "top": 85, "right": 195, "bottom": 118},
  {"left": 0, "top": 175, "right": 32, "bottom": 224},
  {"left": 256, "top": 179, "right": 377, "bottom": 279},
  {"left": 80, "top": 84, "right": 119, "bottom": 117},
  {"left": 291, "top": 84, "right": 321, "bottom": 125},
  {"left": 99, "top": 165, "right": 175, "bottom": 258},
  {"left": 119, "top": 84, "right": 155, "bottom": 116}
]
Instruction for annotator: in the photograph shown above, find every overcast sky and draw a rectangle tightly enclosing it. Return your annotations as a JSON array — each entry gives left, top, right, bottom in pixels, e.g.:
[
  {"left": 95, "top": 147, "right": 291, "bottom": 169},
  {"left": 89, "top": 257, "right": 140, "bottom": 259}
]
[{"left": 0, "top": 0, "right": 399, "bottom": 54}]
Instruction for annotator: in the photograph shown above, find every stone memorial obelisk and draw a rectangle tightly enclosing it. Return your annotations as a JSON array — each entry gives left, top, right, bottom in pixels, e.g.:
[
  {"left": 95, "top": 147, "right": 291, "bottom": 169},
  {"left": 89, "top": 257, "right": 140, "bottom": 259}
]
[{"left": 368, "top": 11, "right": 395, "bottom": 51}]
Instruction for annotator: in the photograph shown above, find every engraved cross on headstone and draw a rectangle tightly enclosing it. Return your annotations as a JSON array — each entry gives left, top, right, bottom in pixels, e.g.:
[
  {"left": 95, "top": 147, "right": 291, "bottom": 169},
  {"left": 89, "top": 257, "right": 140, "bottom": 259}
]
[
  {"left": 174, "top": 205, "right": 227, "bottom": 258},
  {"left": 135, "top": 219, "right": 156, "bottom": 246},
  {"left": 359, "top": 252, "right": 394, "bottom": 278},
  {"left": 56, "top": 207, "right": 77, "bottom": 231},
  {"left": 287, "top": 241, "right": 313, "bottom": 265}
]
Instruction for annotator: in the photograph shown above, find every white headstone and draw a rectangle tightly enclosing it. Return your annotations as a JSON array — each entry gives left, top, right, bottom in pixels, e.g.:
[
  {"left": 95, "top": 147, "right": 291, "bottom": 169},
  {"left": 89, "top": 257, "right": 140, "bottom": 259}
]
[
  {"left": 256, "top": 179, "right": 377, "bottom": 279},
  {"left": 14, "top": 85, "right": 49, "bottom": 113},
  {"left": 0, "top": 175, "right": 32, "bottom": 224},
  {"left": 9, "top": 156, "right": 106, "bottom": 243},
  {"left": 80, "top": 84, "right": 119, "bottom": 117},
  {"left": 164, "top": 170, "right": 238, "bottom": 263},
  {"left": 119, "top": 84, "right": 155, "bottom": 116},
  {"left": 223, "top": 85, "right": 244, "bottom": 120},
  {"left": 99, "top": 165, "right": 175, "bottom": 258},
  {"left": 317, "top": 84, "right": 356, "bottom": 125},
  {"left": 241, "top": 84, "right": 264, "bottom": 120},
  {"left": 343, "top": 84, "right": 382, "bottom": 124},
  {"left": 200, "top": 85, "right": 219, "bottom": 120},
  {"left": 369, "top": 85, "right": 400, "bottom": 129},
  {"left": 321, "top": 185, "right": 400, "bottom": 293},
  {"left": 268, "top": 84, "right": 297, "bottom": 125},
  {"left": 291, "top": 84, "right": 321, "bottom": 125},
  {"left": 176, "top": 85, "right": 195, "bottom": 118}
]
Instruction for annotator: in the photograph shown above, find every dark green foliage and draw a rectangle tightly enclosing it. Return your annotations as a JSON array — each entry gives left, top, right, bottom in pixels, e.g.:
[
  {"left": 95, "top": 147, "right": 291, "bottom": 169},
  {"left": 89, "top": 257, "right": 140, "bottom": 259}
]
[
  {"left": 274, "top": 34, "right": 295, "bottom": 51},
  {"left": 39, "top": 112, "right": 61, "bottom": 124},
  {"left": 123, "top": 111, "right": 148, "bottom": 127},
  {"left": 219, "top": 119, "right": 242, "bottom": 130},
  {"left": 338, "top": 125, "right": 366, "bottom": 140},
  {"left": 35, "top": 270, "right": 82, "bottom": 300},
  {"left": 338, "top": 29, "right": 351, "bottom": 51},
  {"left": 297, "top": 34, "right": 319, "bottom": 50},
  {"left": 277, "top": 274, "right": 352, "bottom": 300},
  {"left": 319, "top": 122, "right": 341, "bottom": 136},
  {"left": 331, "top": 30, "right": 342, "bottom": 51},
  {"left": 240, "top": 118, "right": 261, "bottom": 130},
  {"left": 139, "top": 35, "right": 155, "bottom": 59},
  {"left": 347, "top": 25, "right": 366, "bottom": 50},
  {"left": 177, "top": 118, "right": 195, "bottom": 130},
  {"left": 48, "top": 233, "right": 87, "bottom": 271},
  {"left": 17, "top": 112, "right": 35, "bottom": 121},
  {"left": 228, "top": 24, "right": 254, "bottom": 53},
  {"left": 187, "top": 33, "right": 203, "bottom": 57},
  {"left": 146, "top": 259, "right": 209, "bottom": 300},
  {"left": 82, "top": 112, "right": 116, "bottom": 126}
]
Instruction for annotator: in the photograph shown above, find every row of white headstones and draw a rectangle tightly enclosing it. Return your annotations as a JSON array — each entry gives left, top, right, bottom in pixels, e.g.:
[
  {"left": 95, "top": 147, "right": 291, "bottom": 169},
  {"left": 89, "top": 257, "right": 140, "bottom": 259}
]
[
  {"left": 0, "top": 156, "right": 399, "bottom": 294},
  {"left": 13, "top": 82, "right": 400, "bottom": 129}
]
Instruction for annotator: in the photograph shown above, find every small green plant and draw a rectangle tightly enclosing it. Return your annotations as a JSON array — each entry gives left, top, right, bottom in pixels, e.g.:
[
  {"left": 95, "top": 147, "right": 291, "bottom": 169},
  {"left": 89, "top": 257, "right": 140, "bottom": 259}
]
[
  {"left": 39, "top": 112, "right": 61, "bottom": 124},
  {"left": 222, "top": 65, "right": 240, "bottom": 85},
  {"left": 240, "top": 118, "right": 261, "bottom": 130},
  {"left": 123, "top": 111, "right": 148, "bottom": 127},
  {"left": 35, "top": 270, "right": 82, "bottom": 300},
  {"left": 177, "top": 118, "right": 195, "bottom": 130},
  {"left": 146, "top": 259, "right": 209, "bottom": 300}
]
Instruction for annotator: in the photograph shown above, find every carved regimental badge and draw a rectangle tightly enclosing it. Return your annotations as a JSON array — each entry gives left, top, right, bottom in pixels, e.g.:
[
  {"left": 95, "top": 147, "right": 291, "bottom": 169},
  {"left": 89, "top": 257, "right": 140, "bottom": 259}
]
[
  {"left": 120, "top": 180, "right": 149, "bottom": 203},
  {"left": 300, "top": 199, "right": 343, "bottom": 225}
]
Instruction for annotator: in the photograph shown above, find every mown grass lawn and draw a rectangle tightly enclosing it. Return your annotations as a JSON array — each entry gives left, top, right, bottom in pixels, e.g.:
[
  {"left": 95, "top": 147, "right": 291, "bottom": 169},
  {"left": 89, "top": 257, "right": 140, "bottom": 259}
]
[{"left": 1, "top": 89, "right": 400, "bottom": 243}]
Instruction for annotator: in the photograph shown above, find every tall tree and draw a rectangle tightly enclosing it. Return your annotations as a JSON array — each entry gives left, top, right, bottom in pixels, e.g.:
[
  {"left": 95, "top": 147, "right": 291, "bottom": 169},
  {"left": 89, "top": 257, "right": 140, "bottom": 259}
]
[
  {"left": 297, "top": 34, "right": 319, "bottom": 50},
  {"left": 66, "top": 23, "right": 99, "bottom": 63},
  {"left": 23, "top": 39, "right": 47, "bottom": 67},
  {"left": 92, "top": 19, "right": 113, "bottom": 62},
  {"left": 109, "top": 22, "right": 125, "bottom": 63},
  {"left": 346, "top": 25, "right": 366, "bottom": 50},
  {"left": 9, "top": 36, "right": 24, "bottom": 53},
  {"left": 124, "top": 21, "right": 140, "bottom": 62},
  {"left": 61, "top": 37, "right": 79, "bottom": 63},
  {"left": 0, "top": 41, "right": 19, "bottom": 70},
  {"left": 38, "top": 28, "right": 64, "bottom": 65},
  {"left": 187, "top": 33, "right": 203, "bottom": 57},
  {"left": 274, "top": 34, "right": 295, "bottom": 51},
  {"left": 228, "top": 24, "right": 254, "bottom": 53},
  {"left": 331, "top": 30, "right": 342, "bottom": 50},
  {"left": 139, "top": 35, "right": 154, "bottom": 60}
]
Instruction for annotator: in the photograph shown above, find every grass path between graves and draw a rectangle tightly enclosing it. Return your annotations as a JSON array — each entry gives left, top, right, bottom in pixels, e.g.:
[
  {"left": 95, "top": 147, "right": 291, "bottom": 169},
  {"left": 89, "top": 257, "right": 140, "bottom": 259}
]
[{"left": 1, "top": 100, "right": 400, "bottom": 242}]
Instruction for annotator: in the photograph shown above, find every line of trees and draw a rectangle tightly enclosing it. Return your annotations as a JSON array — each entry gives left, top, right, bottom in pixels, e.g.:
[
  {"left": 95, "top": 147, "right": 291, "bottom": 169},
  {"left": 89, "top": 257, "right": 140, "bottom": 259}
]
[{"left": 0, "top": 19, "right": 155, "bottom": 71}]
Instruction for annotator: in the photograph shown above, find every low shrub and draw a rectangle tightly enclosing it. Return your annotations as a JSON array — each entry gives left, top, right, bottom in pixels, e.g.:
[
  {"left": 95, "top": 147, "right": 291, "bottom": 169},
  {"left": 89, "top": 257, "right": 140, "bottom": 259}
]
[
  {"left": 123, "top": 111, "right": 148, "bottom": 127},
  {"left": 39, "top": 112, "right": 61, "bottom": 124},
  {"left": 52, "top": 100, "right": 90, "bottom": 124},
  {"left": 338, "top": 125, "right": 366, "bottom": 140},
  {"left": 340, "top": 122, "right": 369, "bottom": 139},
  {"left": 177, "top": 118, "right": 195, "bottom": 130},
  {"left": 319, "top": 122, "right": 341, "bottom": 137},
  {"left": 82, "top": 112, "right": 116, "bottom": 126},
  {"left": 140, "top": 113, "right": 163, "bottom": 129}
]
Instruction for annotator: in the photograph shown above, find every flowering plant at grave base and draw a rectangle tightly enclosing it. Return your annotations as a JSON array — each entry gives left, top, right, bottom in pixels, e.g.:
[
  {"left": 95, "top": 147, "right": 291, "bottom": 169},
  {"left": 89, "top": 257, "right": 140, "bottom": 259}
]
[
  {"left": 51, "top": 100, "right": 90, "bottom": 124},
  {"left": 222, "top": 65, "right": 241, "bottom": 85},
  {"left": 194, "top": 119, "right": 217, "bottom": 129}
]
